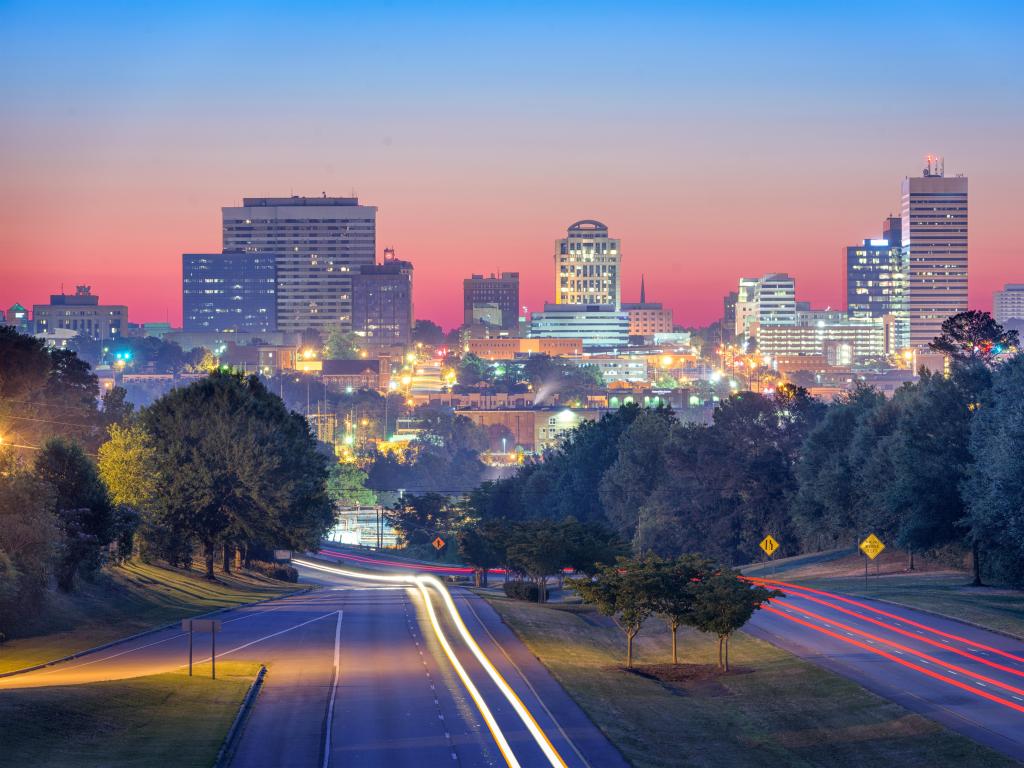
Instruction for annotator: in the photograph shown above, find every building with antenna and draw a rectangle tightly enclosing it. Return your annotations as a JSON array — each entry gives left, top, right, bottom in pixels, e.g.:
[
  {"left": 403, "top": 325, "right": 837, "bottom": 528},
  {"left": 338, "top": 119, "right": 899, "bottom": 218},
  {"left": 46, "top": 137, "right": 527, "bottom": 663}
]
[
  {"left": 32, "top": 286, "right": 127, "bottom": 341},
  {"left": 902, "top": 157, "right": 968, "bottom": 347}
]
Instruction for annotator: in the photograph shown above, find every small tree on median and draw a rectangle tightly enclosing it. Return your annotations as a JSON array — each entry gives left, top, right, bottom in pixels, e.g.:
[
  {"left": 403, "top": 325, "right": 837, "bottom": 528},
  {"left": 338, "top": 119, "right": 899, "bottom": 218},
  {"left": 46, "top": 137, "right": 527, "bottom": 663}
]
[
  {"left": 570, "top": 556, "right": 658, "bottom": 668},
  {"left": 691, "top": 571, "right": 781, "bottom": 671},
  {"left": 650, "top": 553, "right": 716, "bottom": 665},
  {"left": 458, "top": 520, "right": 507, "bottom": 587}
]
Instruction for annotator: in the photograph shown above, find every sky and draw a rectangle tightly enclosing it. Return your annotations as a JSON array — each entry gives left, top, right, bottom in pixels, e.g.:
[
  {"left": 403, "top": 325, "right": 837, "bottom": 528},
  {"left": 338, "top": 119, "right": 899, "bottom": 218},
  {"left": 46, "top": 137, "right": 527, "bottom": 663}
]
[{"left": 1, "top": 1, "right": 1022, "bottom": 331}]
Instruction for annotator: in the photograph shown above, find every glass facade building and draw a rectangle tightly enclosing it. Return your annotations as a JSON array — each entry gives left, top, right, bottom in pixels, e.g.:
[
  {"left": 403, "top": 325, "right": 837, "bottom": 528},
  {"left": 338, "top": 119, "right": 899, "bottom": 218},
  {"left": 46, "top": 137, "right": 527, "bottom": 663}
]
[
  {"left": 182, "top": 252, "right": 277, "bottom": 333},
  {"left": 846, "top": 216, "right": 908, "bottom": 349}
]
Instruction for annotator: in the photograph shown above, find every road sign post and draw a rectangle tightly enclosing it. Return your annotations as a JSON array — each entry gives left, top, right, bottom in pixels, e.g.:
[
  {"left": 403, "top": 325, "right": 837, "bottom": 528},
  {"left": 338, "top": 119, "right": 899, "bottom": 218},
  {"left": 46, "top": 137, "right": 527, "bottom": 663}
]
[
  {"left": 859, "top": 533, "right": 885, "bottom": 586},
  {"left": 182, "top": 619, "right": 222, "bottom": 679}
]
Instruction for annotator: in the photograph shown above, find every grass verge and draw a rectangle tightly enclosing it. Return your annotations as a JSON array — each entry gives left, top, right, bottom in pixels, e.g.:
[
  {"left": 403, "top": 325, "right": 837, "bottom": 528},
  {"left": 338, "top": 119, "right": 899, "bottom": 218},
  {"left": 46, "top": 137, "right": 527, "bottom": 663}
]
[
  {"left": 0, "top": 661, "right": 259, "bottom": 768},
  {"left": 0, "top": 560, "right": 302, "bottom": 674},
  {"left": 486, "top": 595, "right": 1017, "bottom": 768}
]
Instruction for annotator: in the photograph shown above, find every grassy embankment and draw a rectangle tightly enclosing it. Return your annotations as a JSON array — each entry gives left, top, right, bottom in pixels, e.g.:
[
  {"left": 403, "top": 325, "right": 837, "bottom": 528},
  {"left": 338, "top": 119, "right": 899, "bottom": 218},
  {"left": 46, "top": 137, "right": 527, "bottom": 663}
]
[
  {"left": 0, "top": 661, "right": 260, "bottom": 768},
  {"left": 486, "top": 595, "right": 1017, "bottom": 768},
  {"left": 0, "top": 560, "right": 302, "bottom": 674},
  {"left": 745, "top": 548, "right": 1024, "bottom": 639}
]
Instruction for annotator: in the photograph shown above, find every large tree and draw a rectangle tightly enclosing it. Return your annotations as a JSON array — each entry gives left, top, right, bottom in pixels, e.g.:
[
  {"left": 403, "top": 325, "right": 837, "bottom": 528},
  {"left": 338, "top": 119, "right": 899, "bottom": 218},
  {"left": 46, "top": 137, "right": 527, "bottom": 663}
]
[
  {"left": 143, "top": 372, "right": 333, "bottom": 578},
  {"left": 33, "top": 438, "right": 114, "bottom": 591},
  {"left": 929, "top": 310, "right": 1019, "bottom": 363}
]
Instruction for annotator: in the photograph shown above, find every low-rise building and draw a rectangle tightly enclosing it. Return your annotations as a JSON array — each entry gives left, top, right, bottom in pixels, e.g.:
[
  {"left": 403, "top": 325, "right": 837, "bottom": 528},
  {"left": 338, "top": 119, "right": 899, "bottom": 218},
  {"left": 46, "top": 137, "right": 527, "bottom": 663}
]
[
  {"left": 467, "top": 337, "right": 582, "bottom": 360},
  {"left": 33, "top": 286, "right": 127, "bottom": 341},
  {"left": 321, "top": 358, "right": 391, "bottom": 392},
  {"left": 529, "top": 304, "right": 629, "bottom": 350}
]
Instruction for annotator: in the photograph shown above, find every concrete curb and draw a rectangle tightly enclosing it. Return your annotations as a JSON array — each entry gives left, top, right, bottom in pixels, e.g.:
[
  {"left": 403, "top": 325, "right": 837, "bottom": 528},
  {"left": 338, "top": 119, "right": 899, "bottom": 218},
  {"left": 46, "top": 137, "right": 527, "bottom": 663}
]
[
  {"left": 0, "top": 584, "right": 313, "bottom": 680},
  {"left": 214, "top": 664, "right": 267, "bottom": 768}
]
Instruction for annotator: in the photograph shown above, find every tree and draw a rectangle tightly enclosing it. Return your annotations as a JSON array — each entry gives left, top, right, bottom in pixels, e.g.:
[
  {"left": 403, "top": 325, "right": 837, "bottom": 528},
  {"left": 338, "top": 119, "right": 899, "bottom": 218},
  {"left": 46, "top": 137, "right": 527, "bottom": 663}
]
[
  {"left": 33, "top": 438, "right": 114, "bottom": 591},
  {"left": 101, "top": 386, "right": 135, "bottom": 426},
  {"left": 97, "top": 421, "right": 157, "bottom": 559},
  {"left": 929, "top": 310, "right": 1019, "bottom": 363},
  {"left": 413, "top": 319, "right": 446, "bottom": 347},
  {"left": 650, "top": 554, "right": 716, "bottom": 664},
  {"left": 570, "top": 556, "right": 658, "bottom": 667},
  {"left": 386, "top": 492, "right": 453, "bottom": 548},
  {"left": 505, "top": 520, "right": 569, "bottom": 602},
  {"left": 323, "top": 328, "right": 360, "bottom": 360},
  {"left": 326, "top": 462, "right": 377, "bottom": 508},
  {"left": 691, "top": 571, "right": 780, "bottom": 671},
  {"left": 458, "top": 519, "right": 508, "bottom": 586},
  {"left": 0, "top": 327, "right": 51, "bottom": 399},
  {"left": 143, "top": 372, "right": 333, "bottom": 578},
  {"left": 456, "top": 353, "right": 489, "bottom": 386}
]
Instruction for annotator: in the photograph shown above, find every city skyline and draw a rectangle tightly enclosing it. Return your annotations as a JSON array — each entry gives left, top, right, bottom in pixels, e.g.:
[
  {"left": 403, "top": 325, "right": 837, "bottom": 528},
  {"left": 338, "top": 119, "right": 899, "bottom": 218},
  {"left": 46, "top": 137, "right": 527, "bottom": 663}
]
[{"left": 3, "top": 3, "right": 1023, "bottom": 330}]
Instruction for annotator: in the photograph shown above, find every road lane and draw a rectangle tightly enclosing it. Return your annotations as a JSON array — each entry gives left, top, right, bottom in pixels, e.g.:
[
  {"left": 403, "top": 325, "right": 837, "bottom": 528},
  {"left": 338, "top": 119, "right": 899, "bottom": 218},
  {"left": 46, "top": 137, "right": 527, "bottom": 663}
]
[{"left": 745, "top": 578, "right": 1024, "bottom": 762}]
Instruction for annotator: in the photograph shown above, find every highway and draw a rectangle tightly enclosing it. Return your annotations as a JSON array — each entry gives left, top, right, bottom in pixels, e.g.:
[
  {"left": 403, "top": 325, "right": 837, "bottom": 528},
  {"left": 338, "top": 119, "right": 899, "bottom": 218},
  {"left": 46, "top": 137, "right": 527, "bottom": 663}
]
[
  {"left": 745, "top": 576, "right": 1024, "bottom": 762},
  {"left": 0, "top": 556, "right": 626, "bottom": 768}
]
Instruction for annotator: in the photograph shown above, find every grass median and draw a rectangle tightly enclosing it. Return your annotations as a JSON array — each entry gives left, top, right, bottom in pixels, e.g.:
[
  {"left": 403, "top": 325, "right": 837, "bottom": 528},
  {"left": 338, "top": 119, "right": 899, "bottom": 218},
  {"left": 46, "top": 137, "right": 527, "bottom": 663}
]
[
  {"left": 0, "top": 660, "right": 259, "bottom": 768},
  {"left": 486, "top": 595, "right": 1017, "bottom": 768},
  {"left": 0, "top": 560, "right": 303, "bottom": 674}
]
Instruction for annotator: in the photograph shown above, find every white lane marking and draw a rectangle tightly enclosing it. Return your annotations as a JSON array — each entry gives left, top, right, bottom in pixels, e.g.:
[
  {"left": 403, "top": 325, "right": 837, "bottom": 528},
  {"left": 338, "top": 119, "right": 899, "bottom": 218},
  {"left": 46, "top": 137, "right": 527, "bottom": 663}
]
[
  {"left": 192, "top": 610, "right": 337, "bottom": 664},
  {"left": 322, "top": 610, "right": 344, "bottom": 768}
]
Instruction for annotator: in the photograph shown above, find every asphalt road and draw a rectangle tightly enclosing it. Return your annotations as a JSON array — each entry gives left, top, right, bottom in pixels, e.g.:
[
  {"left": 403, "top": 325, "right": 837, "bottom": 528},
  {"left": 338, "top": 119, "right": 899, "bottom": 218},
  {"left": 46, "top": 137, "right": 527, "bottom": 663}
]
[
  {"left": 0, "top": 559, "right": 626, "bottom": 768},
  {"left": 745, "top": 576, "right": 1024, "bottom": 762}
]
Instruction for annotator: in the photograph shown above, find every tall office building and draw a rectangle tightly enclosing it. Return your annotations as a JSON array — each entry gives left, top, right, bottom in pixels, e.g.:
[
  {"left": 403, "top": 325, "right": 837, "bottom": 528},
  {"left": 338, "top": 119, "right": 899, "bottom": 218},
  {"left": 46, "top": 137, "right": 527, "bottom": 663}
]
[
  {"left": 222, "top": 196, "right": 377, "bottom": 335},
  {"left": 351, "top": 253, "right": 414, "bottom": 348},
  {"left": 901, "top": 158, "right": 968, "bottom": 347},
  {"left": 756, "top": 273, "right": 797, "bottom": 326},
  {"left": 846, "top": 216, "right": 908, "bottom": 349},
  {"left": 182, "top": 252, "right": 277, "bottom": 333},
  {"left": 33, "top": 286, "right": 127, "bottom": 341},
  {"left": 463, "top": 272, "right": 520, "bottom": 330},
  {"left": 554, "top": 220, "right": 621, "bottom": 309},
  {"left": 994, "top": 284, "right": 1024, "bottom": 326}
]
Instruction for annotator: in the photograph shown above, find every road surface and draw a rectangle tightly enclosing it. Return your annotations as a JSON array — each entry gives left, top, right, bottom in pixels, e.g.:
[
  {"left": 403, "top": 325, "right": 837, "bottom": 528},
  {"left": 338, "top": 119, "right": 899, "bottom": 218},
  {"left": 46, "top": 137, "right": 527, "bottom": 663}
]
[
  {"left": 0, "top": 557, "right": 626, "bottom": 768},
  {"left": 745, "top": 576, "right": 1024, "bottom": 762}
]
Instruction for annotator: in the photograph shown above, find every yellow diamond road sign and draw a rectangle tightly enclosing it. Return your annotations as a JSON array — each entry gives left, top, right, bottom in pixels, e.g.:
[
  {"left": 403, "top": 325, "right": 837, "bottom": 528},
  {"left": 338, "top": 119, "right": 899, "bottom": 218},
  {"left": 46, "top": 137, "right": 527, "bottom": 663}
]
[
  {"left": 759, "top": 535, "right": 779, "bottom": 557},
  {"left": 432, "top": 536, "right": 446, "bottom": 551},
  {"left": 860, "top": 533, "right": 885, "bottom": 560}
]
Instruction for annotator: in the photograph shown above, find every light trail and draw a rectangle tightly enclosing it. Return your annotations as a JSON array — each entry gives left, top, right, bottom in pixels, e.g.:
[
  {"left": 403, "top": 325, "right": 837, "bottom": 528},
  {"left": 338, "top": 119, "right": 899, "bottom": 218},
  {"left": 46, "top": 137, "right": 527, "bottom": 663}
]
[
  {"left": 750, "top": 576, "right": 1024, "bottom": 665},
  {"left": 775, "top": 601, "right": 1024, "bottom": 699},
  {"left": 762, "top": 605, "right": 1024, "bottom": 714},
  {"left": 750, "top": 580, "right": 1024, "bottom": 679},
  {"left": 295, "top": 556, "right": 569, "bottom": 768}
]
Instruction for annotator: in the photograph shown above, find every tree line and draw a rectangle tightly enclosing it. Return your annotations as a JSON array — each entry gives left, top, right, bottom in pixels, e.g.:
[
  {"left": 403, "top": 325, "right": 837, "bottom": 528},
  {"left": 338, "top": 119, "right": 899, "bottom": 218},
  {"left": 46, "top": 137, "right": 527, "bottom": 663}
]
[{"left": 468, "top": 311, "right": 1024, "bottom": 586}]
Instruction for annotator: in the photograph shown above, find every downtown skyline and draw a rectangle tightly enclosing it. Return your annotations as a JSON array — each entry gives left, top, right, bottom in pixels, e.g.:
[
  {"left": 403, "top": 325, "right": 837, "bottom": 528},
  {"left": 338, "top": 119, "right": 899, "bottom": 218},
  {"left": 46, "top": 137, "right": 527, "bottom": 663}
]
[{"left": 2, "top": 1, "right": 1023, "bottom": 329}]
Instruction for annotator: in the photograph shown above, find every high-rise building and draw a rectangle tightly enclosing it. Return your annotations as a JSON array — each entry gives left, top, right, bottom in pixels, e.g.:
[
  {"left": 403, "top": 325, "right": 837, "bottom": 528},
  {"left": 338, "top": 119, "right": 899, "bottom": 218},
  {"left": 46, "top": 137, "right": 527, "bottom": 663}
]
[
  {"left": 182, "top": 252, "right": 277, "bottom": 333},
  {"left": 554, "top": 220, "right": 621, "bottom": 309},
  {"left": 621, "top": 277, "right": 673, "bottom": 336},
  {"left": 734, "top": 277, "right": 759, "bottom": 337},
  {"left": 463, "top": 272, "right": 519, "bottom": 330},
  {"left": 846, "top": 216, "right": 908, "bottom": 349},
  {"left": 33, "top": 286, "right": 127, "bottom": 341},
  {"left": 351, "top": 254, "right": 413, "bottom": 348},
  {"left": 994, "top": 284, "right": 1024, "bottom": 326},
  {"left": 756, "top": 273, "right": 797, "bottom": 326},
  {"left": 901, "top": 158, "right": 968, "bottom": 347},
  {"left": 529, "top": 303, "right": 629, "bottom": 350},
  {"left": 222, "top": 196, "right": 377, "bottom": 335},
  {"left": 723, "top": 291, "right": 738, "bottom": 336}
]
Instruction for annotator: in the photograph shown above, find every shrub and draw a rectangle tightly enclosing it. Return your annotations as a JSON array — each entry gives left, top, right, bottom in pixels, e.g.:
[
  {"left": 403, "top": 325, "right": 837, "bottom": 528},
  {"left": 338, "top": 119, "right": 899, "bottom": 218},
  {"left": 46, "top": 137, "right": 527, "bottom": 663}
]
[
  {"left": 502, "top": 579, "right": 540, "bottom": 601},
  {"left": 248, "top": 560, "right": 298, "bottom": 583}
]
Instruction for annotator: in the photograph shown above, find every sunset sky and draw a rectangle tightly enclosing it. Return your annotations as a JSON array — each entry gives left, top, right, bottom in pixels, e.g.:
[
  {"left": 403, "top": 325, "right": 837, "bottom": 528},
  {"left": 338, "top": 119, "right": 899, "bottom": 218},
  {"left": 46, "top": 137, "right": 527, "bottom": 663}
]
[{"left": 2, "top": 1, "right": 1022, "bottom": 330}]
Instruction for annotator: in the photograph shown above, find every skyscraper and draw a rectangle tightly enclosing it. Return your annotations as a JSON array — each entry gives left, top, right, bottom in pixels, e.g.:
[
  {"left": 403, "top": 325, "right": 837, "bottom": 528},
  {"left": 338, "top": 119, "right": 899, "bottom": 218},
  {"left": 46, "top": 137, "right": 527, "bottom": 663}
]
[
  {"left": 463, "top": 272, "right": 520, "bottom": 330},
  {"left": 901, "top": 158, "right": 968, "bottom": 347},
  {"left": 846, "top": 216, "right": 908, "bottom": 349},
  {"left": 755, "top": 273, "right": 797, "bottom": 326},
  {"left": 182, "top": 252, "right": 277, "bottom": 333},
  {"left": 351, "top": 253, "right": 414, "bottom": 348},
  {"left": 554, "top": 220, "right": 621, "bottom": 309},
  {"left": 222, "top": 196, "right": 377, "bottom": 335}
]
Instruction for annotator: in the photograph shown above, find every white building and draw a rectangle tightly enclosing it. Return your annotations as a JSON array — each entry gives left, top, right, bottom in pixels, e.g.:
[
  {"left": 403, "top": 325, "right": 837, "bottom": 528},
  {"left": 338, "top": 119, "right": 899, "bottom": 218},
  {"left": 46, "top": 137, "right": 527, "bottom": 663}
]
[
  {"left": 222, "top": 196, "right": 377, "bottom": 335},
  {"left": 577, "top": 356, "right": 649, "bottom": 383},
  {"left": 758, "top": 316, "right": 891, "bottom": 365},
  {"left": 530, "top": 304, "right": 629, "bottom": 350},
  {"left": 733, "top": 274, "right": 796, "bottom": 338},
  {"left": 554, "top": 220, "right": 621, "bottom": 309},
  {"left": 994, "top": 284, "right": 1024, "bottom": 325},
  {"left": 902, "top": 159, "right": 968, "bottom": 347}
]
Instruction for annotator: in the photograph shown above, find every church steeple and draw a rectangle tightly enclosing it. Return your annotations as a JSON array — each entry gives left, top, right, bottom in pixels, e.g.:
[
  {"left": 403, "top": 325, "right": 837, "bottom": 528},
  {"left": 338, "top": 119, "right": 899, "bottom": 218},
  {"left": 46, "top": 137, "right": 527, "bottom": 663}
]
[{"left": 640, "top": 274, "right": 646, "bottom": 305}]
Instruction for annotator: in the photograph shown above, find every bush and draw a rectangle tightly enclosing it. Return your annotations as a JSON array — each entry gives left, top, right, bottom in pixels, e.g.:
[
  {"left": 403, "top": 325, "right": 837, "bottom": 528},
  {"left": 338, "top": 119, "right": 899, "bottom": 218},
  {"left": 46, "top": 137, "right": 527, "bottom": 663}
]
[
  {"left": 247, "top": 560, "right": 298, "bottom": 583},
  {"left": 502, "top": 579, "right": 540, "bottom": 601}
]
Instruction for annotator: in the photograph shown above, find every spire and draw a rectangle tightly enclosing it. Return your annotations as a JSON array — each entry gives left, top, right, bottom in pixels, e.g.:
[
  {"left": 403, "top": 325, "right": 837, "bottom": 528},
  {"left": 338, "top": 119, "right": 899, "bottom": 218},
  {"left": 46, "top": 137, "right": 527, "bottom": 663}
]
[{"left": 640, "top": 274, "right": 646, "bottom": 305}]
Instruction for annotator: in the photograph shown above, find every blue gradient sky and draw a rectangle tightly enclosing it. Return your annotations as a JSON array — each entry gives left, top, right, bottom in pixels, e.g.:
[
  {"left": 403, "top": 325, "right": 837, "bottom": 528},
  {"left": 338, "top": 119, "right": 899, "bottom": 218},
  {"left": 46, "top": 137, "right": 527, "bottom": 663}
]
[{"left": 2, "top": 1, "right": 1022, "bottom": 328}]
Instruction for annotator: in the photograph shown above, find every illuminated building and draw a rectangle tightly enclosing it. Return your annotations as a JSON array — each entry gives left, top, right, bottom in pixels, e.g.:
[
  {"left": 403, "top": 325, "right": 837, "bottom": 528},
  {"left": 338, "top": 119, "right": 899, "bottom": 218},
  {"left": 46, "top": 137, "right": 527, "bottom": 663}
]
[
  {"left": 182, "top": 251, "right": 277, "bottom": 333},
  {"left": 622, "top": 276, "right": 673, "bottom": 336},
  {"left": 351, "top": 255, "right": 413, "bottom": 348},
  {"left": 463, "top": 272, "right": 519, "bottom": 331},
  {"left": 529, "top": 304, "right": 629, "bottom": 350},
  {"left": 554, "top": 220, "right": 621, "bottom": 309},
  {"left": 994, "top": 284, "right": 1024, "bottom": 326},
  {"left": 466, "top": 337, "right": 582, "bottom": 360},
  {"left": 901, "top": 158, "right": 968, "bottom": 347},
  {"left": 222, "top": 196, "right": 377, "bottom": 335},
  {"left": 33, "top": 286, "right": 126, "bottom": 341},
  {"left": 846, "top": 216, "right": 908, "bottom": 349}
]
